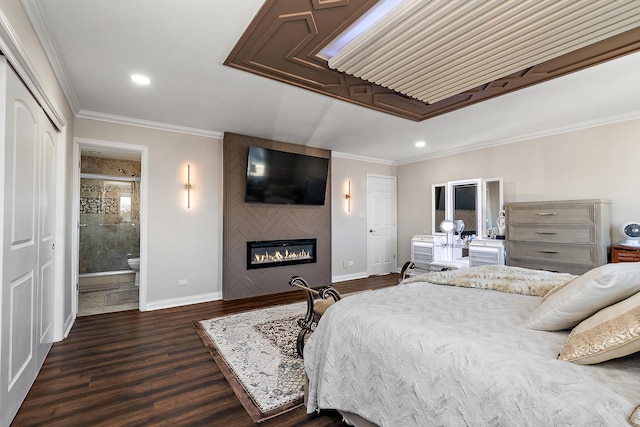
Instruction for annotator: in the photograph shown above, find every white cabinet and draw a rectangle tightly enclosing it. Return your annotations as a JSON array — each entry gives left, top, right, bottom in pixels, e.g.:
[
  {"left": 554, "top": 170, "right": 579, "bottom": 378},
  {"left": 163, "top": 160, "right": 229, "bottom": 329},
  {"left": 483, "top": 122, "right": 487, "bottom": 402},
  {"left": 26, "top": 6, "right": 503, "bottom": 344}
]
[
  {"left": 469, "top": 239, "right": 505, "bottom": 267},
  {"left": 411, "top": 234, "right": 447, "bottom": 271}
]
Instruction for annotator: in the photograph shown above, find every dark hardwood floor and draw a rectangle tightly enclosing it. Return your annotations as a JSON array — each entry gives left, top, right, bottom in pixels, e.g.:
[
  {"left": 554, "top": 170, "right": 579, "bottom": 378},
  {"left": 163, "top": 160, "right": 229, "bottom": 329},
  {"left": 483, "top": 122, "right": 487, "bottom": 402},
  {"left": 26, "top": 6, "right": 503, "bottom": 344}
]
[{"left": 12, "top": 274, "right": 399, "bottom": 427}]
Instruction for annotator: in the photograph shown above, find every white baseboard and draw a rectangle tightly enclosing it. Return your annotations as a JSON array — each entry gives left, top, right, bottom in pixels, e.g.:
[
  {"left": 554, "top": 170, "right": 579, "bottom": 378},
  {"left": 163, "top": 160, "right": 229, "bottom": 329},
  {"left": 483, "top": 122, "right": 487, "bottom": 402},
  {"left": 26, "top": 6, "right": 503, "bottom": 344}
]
[
  {"left": 332, "top": 271, "right": 369, "bottom": 283},
  {"left": 145, "top": 292, "right": 222, "bottom": 311}
]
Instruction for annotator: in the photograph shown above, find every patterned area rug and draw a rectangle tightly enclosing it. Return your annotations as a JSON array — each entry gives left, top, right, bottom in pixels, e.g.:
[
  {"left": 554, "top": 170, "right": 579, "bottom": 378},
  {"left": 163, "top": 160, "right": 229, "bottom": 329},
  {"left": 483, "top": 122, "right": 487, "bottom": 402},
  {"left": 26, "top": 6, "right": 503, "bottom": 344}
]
[{"left": 193, "top": 302, "right": 307, "bottom": 423}]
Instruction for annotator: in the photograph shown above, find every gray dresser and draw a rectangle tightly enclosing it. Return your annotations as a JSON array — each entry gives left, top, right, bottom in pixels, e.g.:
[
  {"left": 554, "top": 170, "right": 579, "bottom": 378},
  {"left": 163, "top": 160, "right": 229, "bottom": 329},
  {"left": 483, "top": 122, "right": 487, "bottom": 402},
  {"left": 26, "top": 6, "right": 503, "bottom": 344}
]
[{"left": 505, "top": 199, "right": 611, "bottom": 275}]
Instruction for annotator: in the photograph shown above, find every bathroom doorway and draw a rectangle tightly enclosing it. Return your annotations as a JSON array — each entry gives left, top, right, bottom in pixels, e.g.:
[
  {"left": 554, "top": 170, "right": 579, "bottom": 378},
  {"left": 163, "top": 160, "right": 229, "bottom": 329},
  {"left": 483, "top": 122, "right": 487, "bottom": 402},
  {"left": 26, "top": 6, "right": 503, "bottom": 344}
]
[{"left": 74, "top": 141, "right": 145, "bottom": 316}]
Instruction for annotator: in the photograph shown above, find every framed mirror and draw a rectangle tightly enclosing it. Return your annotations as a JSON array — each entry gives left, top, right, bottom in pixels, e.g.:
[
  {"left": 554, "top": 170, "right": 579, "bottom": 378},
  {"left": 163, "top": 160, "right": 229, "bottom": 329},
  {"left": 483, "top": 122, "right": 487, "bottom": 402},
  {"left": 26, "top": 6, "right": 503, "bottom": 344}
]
[
  {"left": 431, "top": 177, "right": 503, "bottom": 239},
  {"left": 482, "top": 177, "right": 503, "bottom": 238},
  {"left": 431, "top": 183, "right": 446, "bottom": 234},
  {"left": 450, "top": 178, "right": 481, "bottom": 238}
]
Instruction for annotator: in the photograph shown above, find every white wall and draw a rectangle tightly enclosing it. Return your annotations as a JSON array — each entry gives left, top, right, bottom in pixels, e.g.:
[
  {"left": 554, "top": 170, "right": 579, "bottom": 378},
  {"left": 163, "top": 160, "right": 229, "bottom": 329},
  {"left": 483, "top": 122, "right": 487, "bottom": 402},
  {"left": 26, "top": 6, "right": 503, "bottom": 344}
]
[
  {"left": 74, "top": 118, "right": 223, "bottom": 308},
  {"left": 397, "top": 118, "right": 640, "bottom": 263},
  {"left": 331, "top": 154, "right": 397, "bottom": 281}
]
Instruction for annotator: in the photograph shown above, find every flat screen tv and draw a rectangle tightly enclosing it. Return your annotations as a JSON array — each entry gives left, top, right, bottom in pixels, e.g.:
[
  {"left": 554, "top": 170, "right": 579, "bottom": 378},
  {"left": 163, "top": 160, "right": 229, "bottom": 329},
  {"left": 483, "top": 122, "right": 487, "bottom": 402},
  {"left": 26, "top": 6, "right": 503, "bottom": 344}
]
[{"left": 245, "top": 146, "right": 329, "bottom": 205}]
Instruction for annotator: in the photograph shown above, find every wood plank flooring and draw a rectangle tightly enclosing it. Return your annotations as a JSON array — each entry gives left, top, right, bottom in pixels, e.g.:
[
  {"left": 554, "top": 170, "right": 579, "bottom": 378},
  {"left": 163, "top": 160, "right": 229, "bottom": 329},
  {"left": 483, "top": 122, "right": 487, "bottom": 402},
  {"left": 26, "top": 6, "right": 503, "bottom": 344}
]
[{"left": 11, "top": 273, "right": 399, "bottom": 427}]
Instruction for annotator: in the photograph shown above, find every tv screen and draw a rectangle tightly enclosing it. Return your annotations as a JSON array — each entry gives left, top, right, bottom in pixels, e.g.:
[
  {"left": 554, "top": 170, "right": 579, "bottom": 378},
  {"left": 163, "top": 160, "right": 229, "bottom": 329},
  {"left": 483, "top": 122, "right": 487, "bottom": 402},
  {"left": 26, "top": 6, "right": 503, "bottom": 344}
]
[{"left": 245, "top": 146, "right": 329, "bottom": 205}]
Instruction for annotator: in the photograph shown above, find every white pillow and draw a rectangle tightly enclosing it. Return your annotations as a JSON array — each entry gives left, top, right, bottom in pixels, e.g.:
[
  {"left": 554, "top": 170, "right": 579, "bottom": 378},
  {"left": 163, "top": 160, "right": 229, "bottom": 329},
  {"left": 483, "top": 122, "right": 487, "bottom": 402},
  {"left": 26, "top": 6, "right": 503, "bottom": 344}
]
[
  {"left": 559, "top": 291, "right": 640, "bottom": 364},
  {"left": 523, "top": 263, "right": 640, "bottom": 331}
]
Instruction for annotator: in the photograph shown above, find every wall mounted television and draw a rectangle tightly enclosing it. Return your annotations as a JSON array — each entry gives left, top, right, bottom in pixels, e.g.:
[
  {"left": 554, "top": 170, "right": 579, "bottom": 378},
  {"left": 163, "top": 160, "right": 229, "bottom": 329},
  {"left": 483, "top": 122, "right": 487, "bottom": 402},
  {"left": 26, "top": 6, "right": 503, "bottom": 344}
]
[{"left": 245, "top": 146, "right": 330, "bottom": 205}]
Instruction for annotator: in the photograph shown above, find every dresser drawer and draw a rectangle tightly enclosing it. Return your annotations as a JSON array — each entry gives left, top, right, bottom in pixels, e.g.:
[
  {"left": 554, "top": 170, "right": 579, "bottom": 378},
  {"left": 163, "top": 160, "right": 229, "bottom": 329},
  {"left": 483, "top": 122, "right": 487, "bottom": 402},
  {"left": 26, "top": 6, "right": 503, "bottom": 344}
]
[
  {"left": 508, "top": 241, "right": 596, "bottom": 265},
  {"left": 508, "top": 259, "right": 590, "bottom": 275},
  {"left": 470, "top": 251, "right": 500, "bottom": 267},
  {"left": 507, "top": 224, "right": 595, "bottom": 244},
  {"left": 507, "top": 204, "right": 595, "bottom": 225}
]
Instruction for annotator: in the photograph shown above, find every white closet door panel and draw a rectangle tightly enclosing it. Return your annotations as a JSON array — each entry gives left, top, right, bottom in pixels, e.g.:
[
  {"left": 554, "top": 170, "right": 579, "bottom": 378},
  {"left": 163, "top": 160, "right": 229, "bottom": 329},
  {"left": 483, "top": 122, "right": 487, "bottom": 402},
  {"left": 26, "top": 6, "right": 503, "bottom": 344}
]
[
  {"left": 37, "top": 117, "right": 56, "bottom": 360},
  {"left": 0, "top": 58, "right": 54, "bottom": 426}
]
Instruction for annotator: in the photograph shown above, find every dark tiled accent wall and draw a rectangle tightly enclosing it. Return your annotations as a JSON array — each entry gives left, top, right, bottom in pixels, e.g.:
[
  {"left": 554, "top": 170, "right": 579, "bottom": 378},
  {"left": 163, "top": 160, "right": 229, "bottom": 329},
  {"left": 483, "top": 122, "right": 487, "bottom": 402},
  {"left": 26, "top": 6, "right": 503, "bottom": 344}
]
[{"left": 223, "top": 133, "right": 331, "bottom": 300}]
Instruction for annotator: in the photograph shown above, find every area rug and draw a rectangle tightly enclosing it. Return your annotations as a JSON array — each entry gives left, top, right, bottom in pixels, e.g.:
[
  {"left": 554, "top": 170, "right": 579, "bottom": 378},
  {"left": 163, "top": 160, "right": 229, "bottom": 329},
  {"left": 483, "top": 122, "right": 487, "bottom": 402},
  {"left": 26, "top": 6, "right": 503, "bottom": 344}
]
[{"left": 193, "top": 302, "right": 307, "bottom": 423}]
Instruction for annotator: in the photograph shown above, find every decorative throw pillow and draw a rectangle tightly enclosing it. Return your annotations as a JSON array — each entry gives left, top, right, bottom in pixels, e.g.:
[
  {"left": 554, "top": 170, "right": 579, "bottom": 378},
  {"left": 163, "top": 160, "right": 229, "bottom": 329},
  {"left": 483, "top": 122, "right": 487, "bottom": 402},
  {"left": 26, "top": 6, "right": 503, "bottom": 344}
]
[
  {"left": 524, "top": 263, "right": 640, "bottom": 331},
  {"left": 558, "top": 291, "right": 640, "bottom": 364}
]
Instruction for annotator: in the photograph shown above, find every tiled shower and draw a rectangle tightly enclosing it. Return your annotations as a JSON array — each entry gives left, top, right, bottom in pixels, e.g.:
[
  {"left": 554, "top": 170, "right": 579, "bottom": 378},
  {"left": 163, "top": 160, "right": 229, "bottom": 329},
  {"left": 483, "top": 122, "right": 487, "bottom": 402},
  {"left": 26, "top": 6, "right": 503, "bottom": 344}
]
[
  {"left": 78, "top": 155, "right": 141, "bottom": 315},
  {"left": 79, "top": 156, "right": 141, "bottom": 274}
]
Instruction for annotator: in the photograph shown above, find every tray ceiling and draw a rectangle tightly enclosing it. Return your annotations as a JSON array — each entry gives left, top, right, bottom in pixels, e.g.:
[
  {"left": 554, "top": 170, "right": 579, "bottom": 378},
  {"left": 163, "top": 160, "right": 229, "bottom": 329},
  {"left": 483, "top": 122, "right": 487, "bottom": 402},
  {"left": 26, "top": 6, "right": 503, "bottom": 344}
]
[{"left": 225, "top": 0, "right": 640, "bottom": 121}]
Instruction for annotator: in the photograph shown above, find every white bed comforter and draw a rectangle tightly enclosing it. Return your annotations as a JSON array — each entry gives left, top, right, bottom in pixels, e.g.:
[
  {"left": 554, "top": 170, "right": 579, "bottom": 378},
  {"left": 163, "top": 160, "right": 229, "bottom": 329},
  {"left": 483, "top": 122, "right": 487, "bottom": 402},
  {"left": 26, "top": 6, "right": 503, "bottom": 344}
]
[{"left": 304, "top": 281, "right": 640, "bottom": 427}]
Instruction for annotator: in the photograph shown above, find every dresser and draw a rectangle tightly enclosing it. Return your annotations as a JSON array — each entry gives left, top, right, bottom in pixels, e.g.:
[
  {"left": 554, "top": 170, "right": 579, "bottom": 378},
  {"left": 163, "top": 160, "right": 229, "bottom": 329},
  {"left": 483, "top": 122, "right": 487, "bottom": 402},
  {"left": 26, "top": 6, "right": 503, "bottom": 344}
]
[{"left": 505, "top": 199, "right": 611, "bottom": 275}]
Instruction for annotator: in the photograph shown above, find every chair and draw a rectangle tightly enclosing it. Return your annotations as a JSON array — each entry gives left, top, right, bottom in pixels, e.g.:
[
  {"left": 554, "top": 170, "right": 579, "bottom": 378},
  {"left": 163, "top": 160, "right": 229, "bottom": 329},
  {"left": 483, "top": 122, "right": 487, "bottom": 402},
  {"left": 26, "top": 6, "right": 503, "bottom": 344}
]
[
  {"left": 289, "top": 276, "right": 341, "bottom": 357},
  {"left": 399, "top": 261, "right": 415, "bottom": 282}
]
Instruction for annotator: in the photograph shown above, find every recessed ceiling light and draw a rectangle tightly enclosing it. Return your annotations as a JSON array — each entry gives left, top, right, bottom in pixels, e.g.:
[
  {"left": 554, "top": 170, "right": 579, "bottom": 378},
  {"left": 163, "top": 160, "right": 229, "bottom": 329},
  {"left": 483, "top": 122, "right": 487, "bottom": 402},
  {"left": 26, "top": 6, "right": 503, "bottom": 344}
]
[
  {"left": 415, "top": 141, "right": 426, "bottom": 148},
  {"left": 131, "top": 74, "right": 151, "bottom": 85}
]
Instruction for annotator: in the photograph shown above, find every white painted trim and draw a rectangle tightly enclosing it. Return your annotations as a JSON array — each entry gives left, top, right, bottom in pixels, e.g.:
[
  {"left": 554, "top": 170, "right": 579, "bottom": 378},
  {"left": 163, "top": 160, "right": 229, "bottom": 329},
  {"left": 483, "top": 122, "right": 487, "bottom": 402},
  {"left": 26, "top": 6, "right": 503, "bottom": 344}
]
[
  {"left": 332, "top": 150, "right": 396, "bottom": 166},
  {"left": 0, "top": 6, "right": 65, "bottom": 129},
  {"left": 145, "top": 292, "right": 223, "bottom": 312},
  {"left": 396, "top": 109, "right": 640, "bottom": 165},
  {"left": 77, "top": 110, "right": 224, "bottom": 139},
  {"left": 20, "top": 0, "right": 80, "bottom": 114},
  {"left": 72, "top": 137, "right": 149, "bottom": 313},
  {"left": 62, "top": 312, "right": 74, "bottom": 339},
  {"left": 52, "top": 126, "right": 68, "bottom": 342},
  {"left": 332, "top": 272, "right": 369, "bottom": 283}
]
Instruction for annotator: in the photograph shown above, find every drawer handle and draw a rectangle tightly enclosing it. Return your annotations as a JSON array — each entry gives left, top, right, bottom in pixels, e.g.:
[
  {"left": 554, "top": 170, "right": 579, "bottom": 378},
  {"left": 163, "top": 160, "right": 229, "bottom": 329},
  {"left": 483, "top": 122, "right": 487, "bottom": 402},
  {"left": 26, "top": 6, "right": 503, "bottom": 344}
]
[
  {"left": 537, "top": 250, "right": 559, "bottom": 254},
  {"left": 536, "top": 212, "right": 557, "bottom": 216},
  {"left": 536, "top": 232, "right": 558, "bottom": 235}
]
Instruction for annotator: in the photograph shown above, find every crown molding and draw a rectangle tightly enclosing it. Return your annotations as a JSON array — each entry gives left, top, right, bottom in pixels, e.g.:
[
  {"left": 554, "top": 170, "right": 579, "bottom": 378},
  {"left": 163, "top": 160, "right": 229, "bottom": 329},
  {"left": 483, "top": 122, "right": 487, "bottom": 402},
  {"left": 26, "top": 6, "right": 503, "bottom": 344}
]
[
  {"left": 21, "top": 0, "right": 80, "bottom": 115},
  {"left": 0, "top": 4, "right": 66, "bottom": 129},
  {"left": 396, "top": 109, "right": 640, "bottom": 165},
  {"left": 331, "top": 150, "right": 397, "bottom": 166},
  {"left": 76, "top": 110, "right": 224, "bottom": 139}
]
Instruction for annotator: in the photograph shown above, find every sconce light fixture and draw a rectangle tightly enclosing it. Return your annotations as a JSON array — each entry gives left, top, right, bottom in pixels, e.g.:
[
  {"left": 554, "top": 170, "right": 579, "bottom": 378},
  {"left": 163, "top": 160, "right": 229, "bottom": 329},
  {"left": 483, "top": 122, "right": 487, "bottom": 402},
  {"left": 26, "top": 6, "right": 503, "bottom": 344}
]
[
  {"left": 345, "top": 180, "right": 351, "bottom": 213},
  {"left": 185, "top": 164, "right": 192, "bottom": 209}
]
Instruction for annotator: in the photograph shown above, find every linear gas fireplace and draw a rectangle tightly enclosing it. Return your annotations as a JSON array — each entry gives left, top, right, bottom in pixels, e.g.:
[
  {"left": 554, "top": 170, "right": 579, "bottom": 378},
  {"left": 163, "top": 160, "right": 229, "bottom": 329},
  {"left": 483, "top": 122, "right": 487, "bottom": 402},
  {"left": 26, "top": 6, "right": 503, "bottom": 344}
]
[{"left": 247, "top": 238, "right": 317, "bottom": 270}]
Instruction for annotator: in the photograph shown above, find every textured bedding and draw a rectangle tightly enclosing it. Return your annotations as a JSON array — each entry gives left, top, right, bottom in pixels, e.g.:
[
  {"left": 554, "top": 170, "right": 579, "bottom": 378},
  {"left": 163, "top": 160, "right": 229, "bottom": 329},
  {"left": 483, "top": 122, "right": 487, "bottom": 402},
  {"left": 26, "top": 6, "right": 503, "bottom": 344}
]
[{"left": 304, "top": 281, "right": 640, "bottom": 426}]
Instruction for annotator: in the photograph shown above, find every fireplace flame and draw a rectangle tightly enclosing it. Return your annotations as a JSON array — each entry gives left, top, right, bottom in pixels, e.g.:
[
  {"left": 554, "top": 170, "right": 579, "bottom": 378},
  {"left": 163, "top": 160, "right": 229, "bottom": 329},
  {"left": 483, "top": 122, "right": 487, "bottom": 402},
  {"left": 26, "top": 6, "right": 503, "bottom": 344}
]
[{"left": 252, "top": 247, "right": 311, "bottom": 265}]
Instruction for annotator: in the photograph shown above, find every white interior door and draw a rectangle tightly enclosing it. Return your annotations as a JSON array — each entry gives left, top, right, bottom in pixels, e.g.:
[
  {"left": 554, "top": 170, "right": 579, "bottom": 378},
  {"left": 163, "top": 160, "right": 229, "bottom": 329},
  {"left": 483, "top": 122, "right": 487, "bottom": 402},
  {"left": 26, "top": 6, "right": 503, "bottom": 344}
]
[
  {"left": 366, "top": 175, "right": 397, "bottom": 275},
  {"left": 1, "top": 58, "right": 55, "bottom": 426}
]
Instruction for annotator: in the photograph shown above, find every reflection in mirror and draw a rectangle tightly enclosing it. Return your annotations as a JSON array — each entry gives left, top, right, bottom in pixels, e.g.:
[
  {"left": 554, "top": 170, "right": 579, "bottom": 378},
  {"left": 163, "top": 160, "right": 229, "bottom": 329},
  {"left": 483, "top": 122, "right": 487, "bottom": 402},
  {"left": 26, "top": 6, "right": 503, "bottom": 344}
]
[
  {"left": 431, "top": 177, "right": 503, "bottom": 240},
  {"left": 432, "top": 183, "right": 446, "bottom": 234},
  {"left": 483, "top": 178, "right": 503, "bottom": 238},
  {"left": 452, "top": 180, "right": 480, "bottom": 238}
]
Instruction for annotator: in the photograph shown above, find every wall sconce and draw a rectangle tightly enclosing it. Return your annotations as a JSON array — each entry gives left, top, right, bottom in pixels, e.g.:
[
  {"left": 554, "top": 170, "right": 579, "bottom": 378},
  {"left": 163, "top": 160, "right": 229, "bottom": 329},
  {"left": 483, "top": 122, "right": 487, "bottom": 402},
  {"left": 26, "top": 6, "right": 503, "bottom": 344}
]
[
  {"left": 185, "top": 164, "right": 192, "bottom": 209},
  {"left": 345, "top": 180, "right": 351, "bottom": 213}
]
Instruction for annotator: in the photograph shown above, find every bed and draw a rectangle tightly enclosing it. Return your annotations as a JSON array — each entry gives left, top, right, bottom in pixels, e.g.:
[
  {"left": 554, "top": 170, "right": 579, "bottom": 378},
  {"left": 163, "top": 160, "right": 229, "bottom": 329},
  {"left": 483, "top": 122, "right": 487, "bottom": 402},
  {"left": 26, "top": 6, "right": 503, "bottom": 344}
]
[{"left": 304, "top": 264, "right": 640, "bottom": 427}]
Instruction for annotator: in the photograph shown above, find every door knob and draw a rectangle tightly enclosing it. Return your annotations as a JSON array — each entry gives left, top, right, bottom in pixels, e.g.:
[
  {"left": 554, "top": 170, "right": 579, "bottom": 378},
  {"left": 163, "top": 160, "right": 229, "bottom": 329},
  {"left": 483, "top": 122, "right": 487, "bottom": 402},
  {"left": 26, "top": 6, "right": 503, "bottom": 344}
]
[{"left": 369, "top": 229, "right": 375, "bottom": 233}]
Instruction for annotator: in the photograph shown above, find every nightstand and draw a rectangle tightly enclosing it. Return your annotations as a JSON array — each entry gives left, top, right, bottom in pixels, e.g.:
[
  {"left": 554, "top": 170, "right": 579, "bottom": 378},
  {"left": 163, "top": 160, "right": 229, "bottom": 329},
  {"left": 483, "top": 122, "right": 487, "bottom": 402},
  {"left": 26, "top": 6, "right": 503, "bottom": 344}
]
[{"left": 611, "top": 245, "right": 640, "bottom": 263}]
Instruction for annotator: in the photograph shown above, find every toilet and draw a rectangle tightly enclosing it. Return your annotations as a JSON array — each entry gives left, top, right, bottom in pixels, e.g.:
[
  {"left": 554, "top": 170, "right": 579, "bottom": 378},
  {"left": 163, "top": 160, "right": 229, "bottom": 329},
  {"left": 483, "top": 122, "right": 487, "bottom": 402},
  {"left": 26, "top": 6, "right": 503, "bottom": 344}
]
[{"left": 127, "top": 257, "right": 140, "bottom": 286}]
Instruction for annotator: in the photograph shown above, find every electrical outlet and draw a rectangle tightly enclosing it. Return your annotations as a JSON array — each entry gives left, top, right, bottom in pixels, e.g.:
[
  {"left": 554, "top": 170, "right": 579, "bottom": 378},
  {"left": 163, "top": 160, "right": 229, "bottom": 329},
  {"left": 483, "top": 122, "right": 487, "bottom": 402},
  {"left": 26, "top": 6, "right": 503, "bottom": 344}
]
[{"left": 178, "top": 279, "right": 188, "bottom": 286}]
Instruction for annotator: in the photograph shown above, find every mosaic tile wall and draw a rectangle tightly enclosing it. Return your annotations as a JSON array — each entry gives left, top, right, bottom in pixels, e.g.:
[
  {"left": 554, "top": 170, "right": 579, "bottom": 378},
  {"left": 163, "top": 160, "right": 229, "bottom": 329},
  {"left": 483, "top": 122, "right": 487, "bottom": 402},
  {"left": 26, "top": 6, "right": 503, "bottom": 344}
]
[{"left": 79, "top": 156, "right": 141, "bottom": 274}]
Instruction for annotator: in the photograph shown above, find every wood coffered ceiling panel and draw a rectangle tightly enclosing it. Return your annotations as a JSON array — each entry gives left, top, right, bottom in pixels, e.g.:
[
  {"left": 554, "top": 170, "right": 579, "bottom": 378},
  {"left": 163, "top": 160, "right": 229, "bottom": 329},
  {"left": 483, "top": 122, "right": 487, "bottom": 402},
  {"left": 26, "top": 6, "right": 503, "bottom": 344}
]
[{"left": 225, "top": 0, "right": 640, "bottom": 122}]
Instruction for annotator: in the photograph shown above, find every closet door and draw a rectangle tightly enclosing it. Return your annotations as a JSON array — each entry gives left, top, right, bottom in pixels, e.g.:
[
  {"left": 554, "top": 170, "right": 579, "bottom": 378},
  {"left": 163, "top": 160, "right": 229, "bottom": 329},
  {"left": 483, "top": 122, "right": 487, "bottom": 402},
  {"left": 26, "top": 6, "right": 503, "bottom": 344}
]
[{"left": 0, "top": 58, "right": 55, "bottom": 426}]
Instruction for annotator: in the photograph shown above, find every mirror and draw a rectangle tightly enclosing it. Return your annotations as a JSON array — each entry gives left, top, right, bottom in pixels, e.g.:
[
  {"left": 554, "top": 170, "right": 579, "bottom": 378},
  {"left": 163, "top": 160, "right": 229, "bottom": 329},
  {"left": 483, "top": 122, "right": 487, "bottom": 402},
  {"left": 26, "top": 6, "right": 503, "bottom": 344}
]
[
  {"left": 482, "top": 177, "right": 503, "bottom": 238},
  {"left": 431, "top": 177, "right": 503, "bottom": 240},
  {"left": 451, "top": 178, "right": 481, "bottom": 239},
  {"left": 431, "top": 183, "right": 446, "bottom": 235}
]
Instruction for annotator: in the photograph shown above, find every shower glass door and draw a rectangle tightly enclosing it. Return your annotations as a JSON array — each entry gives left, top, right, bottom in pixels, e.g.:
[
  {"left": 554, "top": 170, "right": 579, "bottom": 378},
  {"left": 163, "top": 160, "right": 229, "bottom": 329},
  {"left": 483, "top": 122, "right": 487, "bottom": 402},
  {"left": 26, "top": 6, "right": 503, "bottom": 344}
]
[{"left": 79, "top": 177, "right": 140, "bottom": 274}]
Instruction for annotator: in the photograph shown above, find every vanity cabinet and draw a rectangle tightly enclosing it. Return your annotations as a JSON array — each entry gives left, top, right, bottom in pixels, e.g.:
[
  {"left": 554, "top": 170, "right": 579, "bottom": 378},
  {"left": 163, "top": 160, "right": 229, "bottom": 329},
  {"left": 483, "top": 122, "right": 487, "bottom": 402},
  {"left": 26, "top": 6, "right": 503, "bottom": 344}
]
[
  {"left": 411, "top": 234, "right": 447, "bottom": 271},
  {"left": 505, "top": 199, "right": 611, "bottom": 275},
  {"left": 469, "top": 240, "right": 505, "bottom": 267}
]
